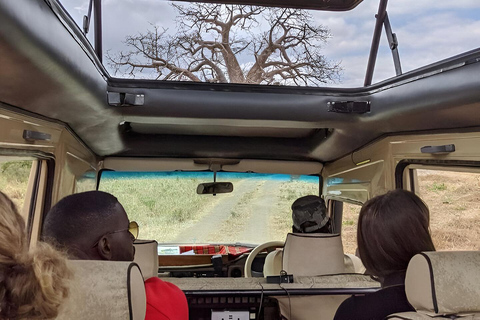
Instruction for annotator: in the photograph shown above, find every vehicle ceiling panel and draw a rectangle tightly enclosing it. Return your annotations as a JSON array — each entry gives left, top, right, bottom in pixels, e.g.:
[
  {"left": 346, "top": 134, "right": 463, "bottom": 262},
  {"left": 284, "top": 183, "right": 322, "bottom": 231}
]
[
  {"left": 0, "top": 0, "right": 123, "bottom": 154},
  {"left": 173, "top": 0, "right": 363, "bottom": 11},
  {"left": 1, "top": 1, "right": 480, "bottom": 163}
]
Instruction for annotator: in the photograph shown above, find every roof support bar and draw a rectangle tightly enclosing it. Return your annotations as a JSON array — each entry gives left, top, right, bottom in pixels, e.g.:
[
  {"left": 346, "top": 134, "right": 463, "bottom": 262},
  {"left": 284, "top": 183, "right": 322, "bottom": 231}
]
[
  {"left": 364, "top": 0, "right": 388, "bottom": 86},
  {"left": 383, "top": 12, "right": 402, "bottom": 76},
  {"left": 82, "top": 0, "right": 103, "bottom": 62},
  {"left": 94, "top": 0, "right": 103, "bottom": 63}
]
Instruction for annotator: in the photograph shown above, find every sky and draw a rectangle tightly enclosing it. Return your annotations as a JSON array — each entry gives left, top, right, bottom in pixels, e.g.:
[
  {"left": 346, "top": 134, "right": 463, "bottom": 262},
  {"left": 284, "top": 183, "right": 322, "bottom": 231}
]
[{"left": 60, "top": 0, "right": 480, "bottom": 87}]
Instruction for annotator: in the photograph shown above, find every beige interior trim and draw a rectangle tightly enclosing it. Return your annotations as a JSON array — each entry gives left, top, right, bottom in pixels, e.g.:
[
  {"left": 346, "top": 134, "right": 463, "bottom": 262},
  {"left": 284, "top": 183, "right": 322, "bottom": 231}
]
[
  {"left": 103, "top": 157, "right": 323, "bottom": 175},
  {"left": 29, "top": 160, "right": 48, "bottom": 249},
  {"left": 223, "top": 159, "right": 322, "bottom": 175},
  {"left": 21, "top": 160, "right": 39, "bottom": 222}
]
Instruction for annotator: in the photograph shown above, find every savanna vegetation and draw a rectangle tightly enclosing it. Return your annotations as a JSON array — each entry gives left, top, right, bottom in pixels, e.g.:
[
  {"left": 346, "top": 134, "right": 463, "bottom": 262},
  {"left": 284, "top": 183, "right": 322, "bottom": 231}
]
[
  {"left": 1, "top": 161, "right": 478, "bottom": 252},
  {"left": 340, "top": 170, "right": 480, "bottom": 254},
  {"left": 0, "top": 160, "right": 33, "bottom": 210}
]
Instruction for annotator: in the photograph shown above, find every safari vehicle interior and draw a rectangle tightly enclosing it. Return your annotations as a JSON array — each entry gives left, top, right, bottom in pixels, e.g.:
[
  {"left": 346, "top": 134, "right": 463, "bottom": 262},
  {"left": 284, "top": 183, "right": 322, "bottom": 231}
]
[{"left": 1, "top": 0, "right": 479, "bottom": 319}]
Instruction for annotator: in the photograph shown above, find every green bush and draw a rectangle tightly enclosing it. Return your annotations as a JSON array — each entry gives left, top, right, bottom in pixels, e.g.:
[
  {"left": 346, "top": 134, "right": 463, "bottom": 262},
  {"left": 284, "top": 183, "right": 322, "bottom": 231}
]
[{"left": 1, "top": 161, "right": 32, "bottom": 183}]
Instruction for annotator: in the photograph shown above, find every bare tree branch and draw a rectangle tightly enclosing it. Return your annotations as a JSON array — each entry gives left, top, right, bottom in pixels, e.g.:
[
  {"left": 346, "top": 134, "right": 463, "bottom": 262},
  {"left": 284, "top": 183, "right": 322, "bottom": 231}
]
[{"left": 107, "top": 4, "right": 342, "bottom": 86}]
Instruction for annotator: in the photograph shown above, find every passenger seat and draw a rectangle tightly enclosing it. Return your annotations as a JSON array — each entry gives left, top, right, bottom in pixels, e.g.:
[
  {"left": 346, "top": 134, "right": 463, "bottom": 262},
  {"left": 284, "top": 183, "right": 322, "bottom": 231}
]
[
  {"left": 387, "top": 251, "right": 480, "bottom": 319},
  {"left": 56, "top": 260, "right": 146, "bottom": 320}
]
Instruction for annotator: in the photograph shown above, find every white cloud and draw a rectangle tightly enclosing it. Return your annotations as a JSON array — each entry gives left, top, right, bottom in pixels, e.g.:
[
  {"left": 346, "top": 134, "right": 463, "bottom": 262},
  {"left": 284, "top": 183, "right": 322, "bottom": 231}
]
[{"left": 59, "top": 0, "right": 480, "bottom": 88}]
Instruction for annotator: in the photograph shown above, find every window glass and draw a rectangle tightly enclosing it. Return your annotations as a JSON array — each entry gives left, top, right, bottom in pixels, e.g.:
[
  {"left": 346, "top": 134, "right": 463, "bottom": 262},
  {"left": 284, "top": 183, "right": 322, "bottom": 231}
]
[
  {"left": 59, "top": 1, "right": 480, "bottom": 87},
  {"left": 0, "top": 158, "right": 34, "bottom": 211},
  {"left": 75, "top": 170, "right": 97, "bottom": 193},
  {"left": 416, "top": 169, "right": 480, "bottom": 251},
  {"left": 341, "top": 202, "right": 361, "bottom": 255},
  {"left": 99, "top": 171, "right": 319, "bottom": 245}
]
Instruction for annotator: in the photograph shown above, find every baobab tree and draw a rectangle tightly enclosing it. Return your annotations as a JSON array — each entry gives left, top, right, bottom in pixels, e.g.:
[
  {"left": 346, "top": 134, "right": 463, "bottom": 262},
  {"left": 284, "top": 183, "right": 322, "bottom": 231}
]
[{"left": 107, "top": 4, "right": 342, "bottom": 86}]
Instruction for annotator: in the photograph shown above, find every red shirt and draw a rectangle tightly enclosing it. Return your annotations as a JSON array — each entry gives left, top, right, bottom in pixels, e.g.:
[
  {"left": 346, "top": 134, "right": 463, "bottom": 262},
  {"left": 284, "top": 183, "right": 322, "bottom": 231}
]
[{"left": 144, "top": 277, "right": 189, "bottom": 320}]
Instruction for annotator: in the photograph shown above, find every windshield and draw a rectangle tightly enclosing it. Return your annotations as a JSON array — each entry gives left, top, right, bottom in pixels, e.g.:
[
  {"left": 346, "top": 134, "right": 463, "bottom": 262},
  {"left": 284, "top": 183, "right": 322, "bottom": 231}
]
[
  {"left": 59, "top": 0, "right": 480, "bottom": 87},
  {"left": 98, "top": 171, "right": 319, "bottom": 246}
]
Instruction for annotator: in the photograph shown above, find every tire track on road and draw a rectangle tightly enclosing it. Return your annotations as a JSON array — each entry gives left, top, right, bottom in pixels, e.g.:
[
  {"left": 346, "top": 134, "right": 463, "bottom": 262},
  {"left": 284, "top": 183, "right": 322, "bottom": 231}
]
[{"left": 172, "top": 179, "right": 260, "bottom": 243}]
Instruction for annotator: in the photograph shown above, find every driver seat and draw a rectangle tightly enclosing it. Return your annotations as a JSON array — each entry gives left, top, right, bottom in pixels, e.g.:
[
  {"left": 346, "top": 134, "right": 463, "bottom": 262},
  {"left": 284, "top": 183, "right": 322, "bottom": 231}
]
[{"left": 264, "top": 233, "right": 346, "bottom": 277}]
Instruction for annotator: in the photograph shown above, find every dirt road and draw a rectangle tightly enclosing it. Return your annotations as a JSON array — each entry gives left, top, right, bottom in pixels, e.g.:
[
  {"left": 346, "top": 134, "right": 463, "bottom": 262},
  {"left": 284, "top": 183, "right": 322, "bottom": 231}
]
[{"left": 172, "top": 179, "right": 287, "bottom": 244}]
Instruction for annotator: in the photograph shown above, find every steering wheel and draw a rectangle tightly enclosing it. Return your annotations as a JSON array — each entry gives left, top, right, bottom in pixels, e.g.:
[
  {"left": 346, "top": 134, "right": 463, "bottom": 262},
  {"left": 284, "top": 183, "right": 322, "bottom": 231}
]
[{"left": 244, "top": 241, "right": 284, "bottom": 278}]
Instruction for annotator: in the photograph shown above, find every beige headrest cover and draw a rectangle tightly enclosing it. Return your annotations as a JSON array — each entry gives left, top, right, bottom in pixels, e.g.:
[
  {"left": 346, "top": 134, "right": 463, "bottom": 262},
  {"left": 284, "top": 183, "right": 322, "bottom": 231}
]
[
  {"left": 283, "top": 233, "right": 345, "bottom": 276},
  {"left": 406, "top": 251, "right": 480, "bottom": 315},
  {"left": 134, "top": 239, "right": 159, "bottom": 279},
  {"left": 264, "top": 249, "right": 284, "bottom": 277},
  {"left": 56, "top": 260, "right": 146, "bottom": 320}
]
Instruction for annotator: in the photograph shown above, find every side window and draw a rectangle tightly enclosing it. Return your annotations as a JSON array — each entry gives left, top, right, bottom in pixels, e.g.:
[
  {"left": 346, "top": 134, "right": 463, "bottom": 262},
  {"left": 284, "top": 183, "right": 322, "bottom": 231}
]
[
  {"left": 0, "top": 158, "right": 34, "bottom": 211},
  {"left": 415, "top": 169, "right": 480, "bottom": 251},
  {"left": 341, "top": 202, "right": 361, "bottom": 255}
]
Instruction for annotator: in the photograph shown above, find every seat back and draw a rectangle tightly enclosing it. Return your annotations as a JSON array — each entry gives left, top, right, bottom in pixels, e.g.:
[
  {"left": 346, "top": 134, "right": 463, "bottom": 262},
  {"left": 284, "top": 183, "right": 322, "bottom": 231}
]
[
  {"left": 264, "top": 251, "right": 366, "bottom": 276},
  {"left": 282, "top": 233, "right": 345, "bottom": 276},
  {"left": 387, "top": 251, "right": 480, "bottom": 319},
  {"left": 344, "top": 253, "right": 366, "bottom": 274},
  {"left": 134, "top": 239, "right": 159, "bottom": 279},
  {"left": 56, "top": 260, "right": 146, "bottom": 320}
]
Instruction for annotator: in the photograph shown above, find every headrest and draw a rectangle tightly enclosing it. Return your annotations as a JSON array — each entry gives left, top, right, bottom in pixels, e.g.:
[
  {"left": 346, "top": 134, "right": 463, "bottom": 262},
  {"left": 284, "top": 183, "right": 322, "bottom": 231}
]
[
  {"left": 134, "top": 239, "right": 159, "bottom": 280},
  {"left": 405, "top": 251, "right": 480, "bottom": 315},
  {"left": 56, "top": 260, "right": 146, "bottom": 320},
  {"left": 283, "top": 233, "right": 345, "bottom": 276}
]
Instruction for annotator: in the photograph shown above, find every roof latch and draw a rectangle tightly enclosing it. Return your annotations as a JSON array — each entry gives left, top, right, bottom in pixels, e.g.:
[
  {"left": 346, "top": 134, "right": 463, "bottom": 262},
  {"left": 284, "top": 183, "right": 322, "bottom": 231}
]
[
  {"left": 107, "top": 92, "right": 144, "bottom": 106},
  {"left": 327, "top": 101, "right": 371, "bottom": 114}
]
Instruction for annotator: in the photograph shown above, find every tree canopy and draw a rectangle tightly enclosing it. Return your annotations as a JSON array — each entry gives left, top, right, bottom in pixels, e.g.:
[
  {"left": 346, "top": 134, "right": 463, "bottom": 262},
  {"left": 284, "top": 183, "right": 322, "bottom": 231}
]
[{"left": 107, "top": 4, "right": 342, "bottom": 86}]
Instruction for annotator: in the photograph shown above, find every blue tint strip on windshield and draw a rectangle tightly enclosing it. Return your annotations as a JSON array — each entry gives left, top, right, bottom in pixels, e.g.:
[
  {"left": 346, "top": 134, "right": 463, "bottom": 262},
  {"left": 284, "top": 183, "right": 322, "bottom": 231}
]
[
  {"left": 101, "top": 171, "right": 213, "bottom": 179},
  {"left": 101, "top": 171, "right": 318, "bottom": 182}
]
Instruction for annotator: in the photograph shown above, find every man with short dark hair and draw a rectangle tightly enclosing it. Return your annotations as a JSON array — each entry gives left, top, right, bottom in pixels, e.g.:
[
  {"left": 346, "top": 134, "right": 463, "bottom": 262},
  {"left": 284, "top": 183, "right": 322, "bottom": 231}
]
[
  {"left": 43, "top": 191, "right": 135, "bottom": 261},
  {"left": 43, "top": 191, "right": 188, "bottom": 320}
]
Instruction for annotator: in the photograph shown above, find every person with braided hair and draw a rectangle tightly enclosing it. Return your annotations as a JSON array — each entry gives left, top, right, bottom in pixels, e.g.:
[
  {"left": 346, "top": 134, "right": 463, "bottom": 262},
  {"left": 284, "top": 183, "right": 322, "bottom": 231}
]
[{"left": 0, "top": 191, "right": 71, "bottom": 320}]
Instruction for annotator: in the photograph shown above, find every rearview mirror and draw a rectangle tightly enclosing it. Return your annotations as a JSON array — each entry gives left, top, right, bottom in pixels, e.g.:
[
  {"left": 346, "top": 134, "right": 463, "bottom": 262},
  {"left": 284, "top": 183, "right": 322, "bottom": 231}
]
[{"left": 197, "top": 182, "right": 233, "bottom": 195}]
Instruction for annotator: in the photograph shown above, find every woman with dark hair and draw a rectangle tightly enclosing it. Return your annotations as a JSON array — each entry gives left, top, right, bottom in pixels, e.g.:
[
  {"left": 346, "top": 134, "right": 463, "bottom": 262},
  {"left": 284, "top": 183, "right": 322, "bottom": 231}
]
[
  {"left": 334, "top": 189, "right": 436, "bottom": 320},
  {"left": 0, "top": 191, "right": 71, "bottom": 319}
]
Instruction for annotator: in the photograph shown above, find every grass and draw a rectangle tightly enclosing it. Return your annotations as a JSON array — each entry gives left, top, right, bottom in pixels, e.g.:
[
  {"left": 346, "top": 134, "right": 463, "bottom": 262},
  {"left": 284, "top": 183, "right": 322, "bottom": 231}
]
[
  {"left": 100, "top": 176, "right": 214, "bottom": 240},
  {"left": 428, "top": 182, "right": 447, "bottom": 192},
  {"left": 1, "top": 161, "right": 478, "bottom": 253},
  {"left": 340, "top": 203, "right": 361, "bottom": 254},
  {"left": 417, "top": 170, "right": 480, "bottom": 251},
  {"left": 0, "top": 160, "right": 33, "bottom": 210}
]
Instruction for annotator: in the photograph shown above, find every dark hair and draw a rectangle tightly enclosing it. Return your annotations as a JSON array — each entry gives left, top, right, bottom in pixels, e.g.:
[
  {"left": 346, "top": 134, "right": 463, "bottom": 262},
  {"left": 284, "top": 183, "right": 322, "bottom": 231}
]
[
  {"left": 357, "top": 189, "right": 435, "bottom": 279},
  {"left": 42, "top": 191, "right": 122, "bottom": 248}
]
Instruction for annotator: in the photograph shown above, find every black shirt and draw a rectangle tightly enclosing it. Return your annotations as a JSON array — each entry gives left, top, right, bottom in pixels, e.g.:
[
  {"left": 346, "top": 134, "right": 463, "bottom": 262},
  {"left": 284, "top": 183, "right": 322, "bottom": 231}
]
[{"left": 333, "top": 272, "right": 414, "bottom": 320}]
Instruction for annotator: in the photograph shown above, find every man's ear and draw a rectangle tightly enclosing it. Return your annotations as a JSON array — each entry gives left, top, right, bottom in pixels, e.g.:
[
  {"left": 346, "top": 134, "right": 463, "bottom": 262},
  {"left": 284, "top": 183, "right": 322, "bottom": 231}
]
[{"left": 96, "top": 236, "right": 113, "bottom": 260}]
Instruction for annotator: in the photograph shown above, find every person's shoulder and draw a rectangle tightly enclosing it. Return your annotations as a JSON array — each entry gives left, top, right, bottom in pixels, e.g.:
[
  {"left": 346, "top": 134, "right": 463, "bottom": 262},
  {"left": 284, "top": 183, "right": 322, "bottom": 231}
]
[
  {"left": 145, "top": 277, "right": 184, "bottom": 294},
  {"left": 144, "top": 277, "right": 188, "bottom": 320},
  {"left": 334, "top": 293, "right": 372, "bottom": 320},
  {"left": 334, "top": 286, "right": 411, "bottom": 320}
]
